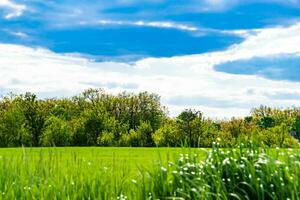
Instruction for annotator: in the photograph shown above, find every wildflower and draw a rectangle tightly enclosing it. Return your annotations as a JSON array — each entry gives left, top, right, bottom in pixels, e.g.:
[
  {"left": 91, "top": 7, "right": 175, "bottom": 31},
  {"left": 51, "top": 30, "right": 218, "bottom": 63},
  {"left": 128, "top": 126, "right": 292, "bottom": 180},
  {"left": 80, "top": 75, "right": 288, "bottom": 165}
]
[
  {"left": 131, "top": 179, "right": 137, "bottom": 184},
  {"left": 191, "top": 188, "right": 197, "bottom": 192},
  {"left": 270, "top": 184, "right": 274, "bottom": 188},
  {"left": 222, "top": 158, "right": 230, "bottom": 166},
  {"left": 117, "top": 194, "right": 128, "bottom": 200},
  {"left": 161, "top": 166, "right": 167, "bottom": 172},
  {"left": 260, "top": 184, "right": 263, "bottom": 189},
  {"left": 275, "top": 160, "right": 283, "bottom": 165},
  {"left": 172, "top": 170, "right": 178, "bottom": 174}
]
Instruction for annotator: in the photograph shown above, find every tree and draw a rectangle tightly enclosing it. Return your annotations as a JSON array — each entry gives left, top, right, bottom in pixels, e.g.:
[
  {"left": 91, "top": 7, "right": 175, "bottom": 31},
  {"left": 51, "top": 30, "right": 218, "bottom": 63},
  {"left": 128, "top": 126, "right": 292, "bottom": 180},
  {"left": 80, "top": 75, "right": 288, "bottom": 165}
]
[
  {"left": 258, "top": 116, "right": 275, "bottom": 129},
  {"left": 0, "top": 103, "right": 31, "bottom": 147},
  {"left": 137, "top": 121, "right": 154, "bottom": 147},
  {"left": 41, "top": 116, "right": 72, "bottom": 146},
  {"left": 153, "top": 119, "right": 181, "bottom": 146},
  {"left": 295, "top": 115, "right": 300, "bottom": 135},
  {"left": 21, "top": 93, "right": 46, "bottom": 146},
  {"left": 177, "top": 109, "right": 203, "bottom": 147}
]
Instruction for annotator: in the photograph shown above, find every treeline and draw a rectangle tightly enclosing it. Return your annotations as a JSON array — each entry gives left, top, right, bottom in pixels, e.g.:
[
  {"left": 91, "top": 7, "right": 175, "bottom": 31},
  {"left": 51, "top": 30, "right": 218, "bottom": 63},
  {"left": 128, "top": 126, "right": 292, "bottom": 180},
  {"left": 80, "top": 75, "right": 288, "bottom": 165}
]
[{"left": 0, "top": 89, "right": 299, "bottom": 147}]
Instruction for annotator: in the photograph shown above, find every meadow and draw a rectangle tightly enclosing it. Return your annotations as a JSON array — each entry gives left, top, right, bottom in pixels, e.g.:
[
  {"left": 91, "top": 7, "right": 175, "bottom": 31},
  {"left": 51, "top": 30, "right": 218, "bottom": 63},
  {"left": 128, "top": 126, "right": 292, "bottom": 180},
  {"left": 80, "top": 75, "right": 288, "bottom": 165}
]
[
  {"left": 0, "top": 145, "right": 299, "bottom": 199},
  {"left": 0, "top": 147, "right": 205, "bottom": 199}
]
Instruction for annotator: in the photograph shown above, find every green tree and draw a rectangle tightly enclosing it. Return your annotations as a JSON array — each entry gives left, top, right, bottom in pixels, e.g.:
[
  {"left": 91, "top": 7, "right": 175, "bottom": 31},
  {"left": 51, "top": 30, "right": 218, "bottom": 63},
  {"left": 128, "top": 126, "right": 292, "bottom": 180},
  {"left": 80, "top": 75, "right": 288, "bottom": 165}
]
[
  {"left": 22, "top": 93, "right": 46, "bottom": 146},
  {"left": 177, "top": 109, "right": 203, "bottom": 147},
  {"left": 153, "top": 119, "right": 181, "bottom": 146},
  {"left": 137, "top": 121, "right": 154, "bottom": 147},
  {"left": 41, "top": 116, "right": 72, "bottom": 146}
]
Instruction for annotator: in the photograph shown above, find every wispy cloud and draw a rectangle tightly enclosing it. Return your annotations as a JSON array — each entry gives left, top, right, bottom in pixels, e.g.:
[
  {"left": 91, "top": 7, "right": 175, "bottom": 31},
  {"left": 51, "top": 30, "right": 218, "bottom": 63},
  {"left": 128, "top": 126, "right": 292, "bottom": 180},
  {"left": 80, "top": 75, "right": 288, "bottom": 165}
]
[
  {"left": 79, "top": 19, "right": 199, "bottom": 31},
  {"left": 0, "top": 0, "right": 26, "bottom": 19},
  {"left": 76, "top": 19, "right": 253, "bottom": 37},
  {"left": 201, "top": 0, "right": 300, "bottom": 11}
]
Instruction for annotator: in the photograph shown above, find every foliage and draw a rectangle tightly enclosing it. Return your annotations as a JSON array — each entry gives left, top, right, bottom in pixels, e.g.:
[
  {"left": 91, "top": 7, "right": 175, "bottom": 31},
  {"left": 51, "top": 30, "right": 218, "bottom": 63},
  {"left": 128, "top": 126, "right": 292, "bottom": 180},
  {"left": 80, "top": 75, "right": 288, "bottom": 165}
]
[
  {"left": 0, "top": 90, "right": 299, "bottom": 147},
  {"left": 41, "top": 116, "right": 72, "bottom": 146}
]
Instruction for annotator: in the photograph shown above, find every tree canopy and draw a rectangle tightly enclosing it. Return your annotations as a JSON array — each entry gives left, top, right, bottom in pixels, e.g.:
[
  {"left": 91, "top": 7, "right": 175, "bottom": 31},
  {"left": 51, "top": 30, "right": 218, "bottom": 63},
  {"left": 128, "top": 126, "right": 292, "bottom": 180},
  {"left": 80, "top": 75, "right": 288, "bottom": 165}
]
[{"left": 0, "top": 89, "right": 299, "bottom": 147}]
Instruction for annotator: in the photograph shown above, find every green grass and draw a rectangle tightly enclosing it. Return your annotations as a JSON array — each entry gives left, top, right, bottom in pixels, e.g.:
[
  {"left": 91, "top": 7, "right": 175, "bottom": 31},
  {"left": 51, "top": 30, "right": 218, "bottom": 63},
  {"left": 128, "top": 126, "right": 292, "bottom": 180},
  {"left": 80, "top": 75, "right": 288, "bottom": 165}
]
[
  {"left": 0, "top": 146, "right": 299, "bottom": 199},
  {"left": 0, "top": 147, "right": 206, "bottom": 199}
]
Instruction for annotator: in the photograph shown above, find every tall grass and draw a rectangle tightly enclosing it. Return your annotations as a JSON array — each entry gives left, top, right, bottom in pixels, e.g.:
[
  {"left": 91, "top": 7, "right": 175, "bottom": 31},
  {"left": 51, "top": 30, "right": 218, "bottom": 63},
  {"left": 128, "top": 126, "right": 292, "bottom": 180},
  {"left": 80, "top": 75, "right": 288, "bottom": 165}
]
[
  {"left": 0, "top": 145, "right": 299, "bottom": 199},
  {"left": 149, "top": 142, "right": 300, "bottom": 200}
]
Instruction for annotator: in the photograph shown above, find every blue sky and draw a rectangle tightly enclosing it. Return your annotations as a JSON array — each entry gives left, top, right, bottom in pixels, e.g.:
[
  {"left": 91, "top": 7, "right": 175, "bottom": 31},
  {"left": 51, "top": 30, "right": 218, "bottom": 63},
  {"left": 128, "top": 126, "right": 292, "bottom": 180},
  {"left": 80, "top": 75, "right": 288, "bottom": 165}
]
[{"left": 0, "top": 0, "right": 300, "bottom": 117}]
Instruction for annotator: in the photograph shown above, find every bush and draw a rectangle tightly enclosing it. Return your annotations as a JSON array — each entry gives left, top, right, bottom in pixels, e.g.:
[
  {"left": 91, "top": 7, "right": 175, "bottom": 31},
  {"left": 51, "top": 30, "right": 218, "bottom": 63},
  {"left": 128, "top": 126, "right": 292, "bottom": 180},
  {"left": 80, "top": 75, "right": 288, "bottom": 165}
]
[
  {"left": 128, "top": 129, "right": 139, "bottom": 147},
  {"left": 257, "top": 124, "right": 299, "bottom": 147},
  {"left": 97, "top": 131, "right": 115, "bottom": 146},
  {"left": 137, "top": 121, "right": 154, "bottom": 147},
  {"left": 153, "top": 120, "right": 180, "bottom": 146},
  {"left": 41, "top": 116, "right": 72, "bottom": 146},
  {"left": 119, "top": 133, "right": 131, "bottom": 146}
]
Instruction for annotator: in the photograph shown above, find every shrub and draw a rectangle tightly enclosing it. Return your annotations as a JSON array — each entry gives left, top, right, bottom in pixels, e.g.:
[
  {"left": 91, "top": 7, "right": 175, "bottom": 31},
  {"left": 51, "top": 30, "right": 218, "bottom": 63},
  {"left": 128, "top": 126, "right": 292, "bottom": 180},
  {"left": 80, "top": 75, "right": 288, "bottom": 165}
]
[
  {"left": 153, "top": 120, "right": 180, "bottom": 146},
  {"left": 41, "top": 116, "right": 72, "bottom": 146},
  {"left": 137, "top": 121, "right": 154, "bottom": 147},
  {"left": 97, "top": 131, "right": 115, "bottom": 146}
]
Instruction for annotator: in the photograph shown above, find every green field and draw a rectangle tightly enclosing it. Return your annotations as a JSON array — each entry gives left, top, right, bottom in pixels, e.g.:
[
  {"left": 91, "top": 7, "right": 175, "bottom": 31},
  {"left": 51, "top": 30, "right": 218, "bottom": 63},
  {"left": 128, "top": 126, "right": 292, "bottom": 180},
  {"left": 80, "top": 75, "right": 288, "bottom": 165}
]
[
  {"left": 0, "top": 147, "right": 207, "bottom": 174},
  {"left": 0, "top": 147, "right": 206, "bottom": 199},
  {"left": 0, "top": 147, "right": 299, "bottom": 199}
]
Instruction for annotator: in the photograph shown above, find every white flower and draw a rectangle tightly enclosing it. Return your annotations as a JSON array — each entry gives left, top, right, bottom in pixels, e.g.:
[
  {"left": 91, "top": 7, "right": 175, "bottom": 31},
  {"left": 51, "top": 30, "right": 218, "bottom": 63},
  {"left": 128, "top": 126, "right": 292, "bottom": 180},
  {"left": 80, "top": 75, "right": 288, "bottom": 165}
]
[
  {"left": 131, "top": 179, "right": 137, "bottom": 184},
  {"left": 222, "top": 158, "right": 230, "bottom": 166},
  {"left": 191, "top": 188, "right": 197, "bottom": 192},
  {"left": 161, "top": 166, "right": 167, "bottom": 172},
  {"left": 260, "top": 184, "right": 263, "bottom": 189}
]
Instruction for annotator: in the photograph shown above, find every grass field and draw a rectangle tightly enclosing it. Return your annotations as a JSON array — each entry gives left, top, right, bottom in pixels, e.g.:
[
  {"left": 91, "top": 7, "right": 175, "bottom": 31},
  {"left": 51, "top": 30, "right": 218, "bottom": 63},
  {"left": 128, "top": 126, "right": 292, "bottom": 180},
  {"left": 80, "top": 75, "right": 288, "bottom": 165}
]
[
  {"left": 0, "top": 147, "right": 207, "bottom": 199},
  {"left": 0, "top": 146, "right": 299, "bottom": 199}
]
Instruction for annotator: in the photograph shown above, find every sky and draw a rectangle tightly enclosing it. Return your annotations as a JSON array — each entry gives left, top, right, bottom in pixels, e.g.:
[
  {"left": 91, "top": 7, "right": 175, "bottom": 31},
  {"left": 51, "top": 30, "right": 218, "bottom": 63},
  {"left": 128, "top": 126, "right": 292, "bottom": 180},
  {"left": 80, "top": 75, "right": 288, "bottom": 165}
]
[{"left": 0, "top": 0, "right": 300, "bottom": 118}]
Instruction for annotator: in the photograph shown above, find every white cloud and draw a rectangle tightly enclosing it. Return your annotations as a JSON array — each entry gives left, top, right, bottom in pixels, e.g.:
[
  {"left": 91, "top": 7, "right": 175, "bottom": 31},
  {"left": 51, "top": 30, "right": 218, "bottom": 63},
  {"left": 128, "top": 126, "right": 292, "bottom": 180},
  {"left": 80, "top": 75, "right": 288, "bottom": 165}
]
[
  {"left": 0, "top": 0, "right": 26, "bottom": 19},
  {"left": 78, "top": 19, "right": 199, "bottom": 32},
  {"left": 1, "top": 22, "right": 300, "bottom": 118},
  {"left": 77, "top": 19, "right": 251, "bottom": 37},
  {"left": 201, "top": 0, "right": 300, "bottom": 11}
]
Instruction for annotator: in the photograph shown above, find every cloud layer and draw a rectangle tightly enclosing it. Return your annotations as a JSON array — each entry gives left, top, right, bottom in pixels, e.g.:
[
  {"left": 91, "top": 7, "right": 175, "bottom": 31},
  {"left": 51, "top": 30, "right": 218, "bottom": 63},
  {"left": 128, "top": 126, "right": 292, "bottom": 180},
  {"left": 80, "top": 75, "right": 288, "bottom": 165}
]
[{"left": 1, "top": 22, "right": 300, "bottom": 118}]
